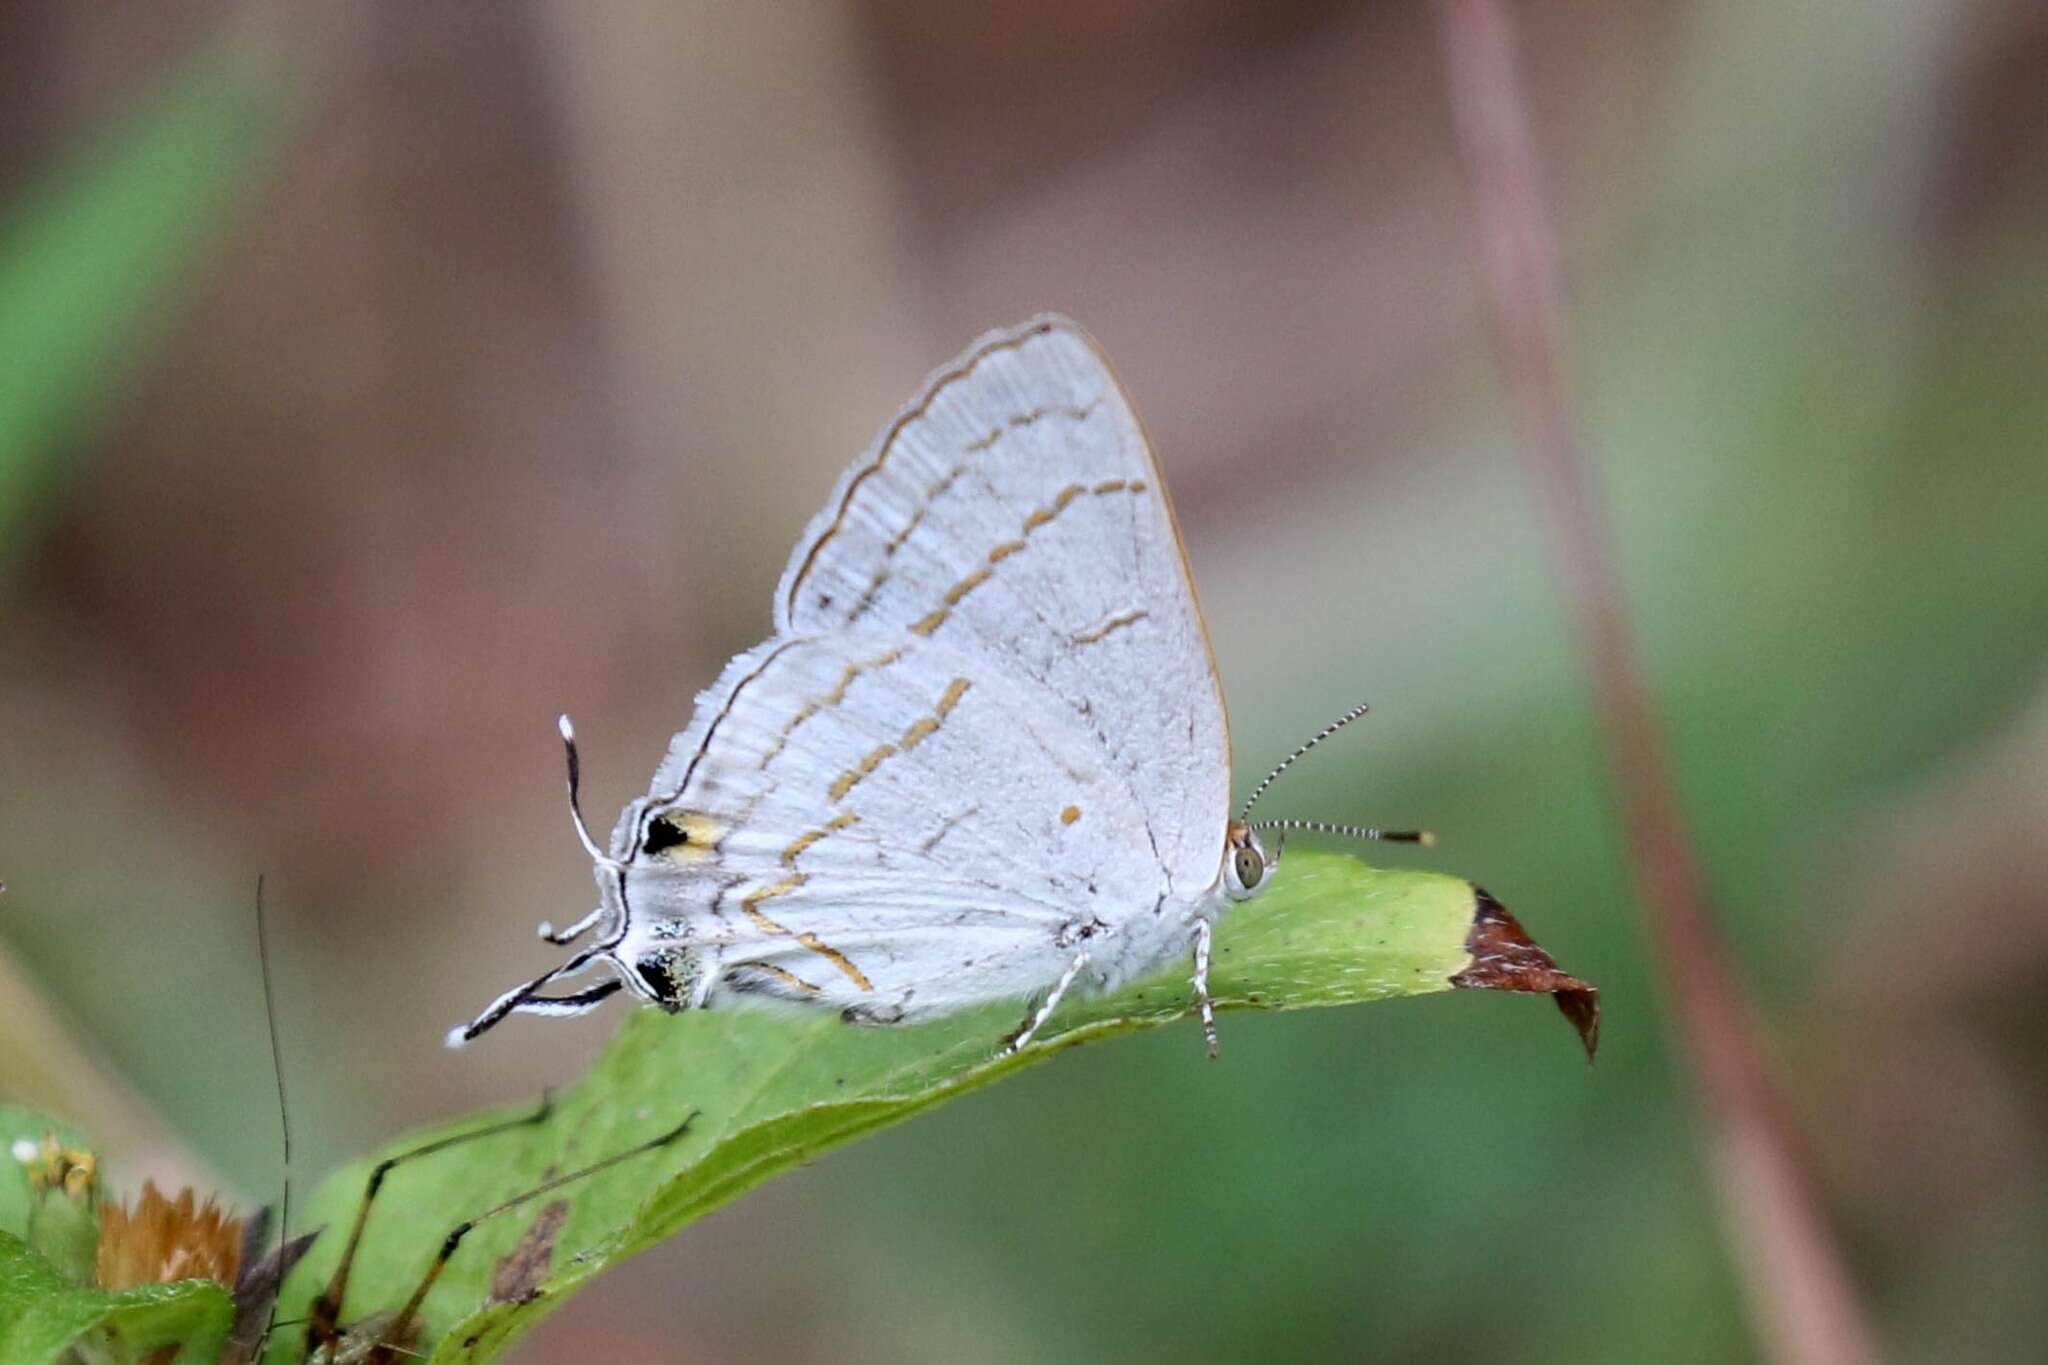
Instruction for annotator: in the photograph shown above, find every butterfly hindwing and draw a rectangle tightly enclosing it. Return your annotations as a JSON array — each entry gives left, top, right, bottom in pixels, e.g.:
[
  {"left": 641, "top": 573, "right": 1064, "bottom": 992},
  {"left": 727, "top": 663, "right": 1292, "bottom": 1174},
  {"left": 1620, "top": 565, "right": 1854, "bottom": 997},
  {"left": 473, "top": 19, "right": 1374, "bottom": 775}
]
[{"left": 619, "top": 629, "right": 1175, "bottom": 1013}]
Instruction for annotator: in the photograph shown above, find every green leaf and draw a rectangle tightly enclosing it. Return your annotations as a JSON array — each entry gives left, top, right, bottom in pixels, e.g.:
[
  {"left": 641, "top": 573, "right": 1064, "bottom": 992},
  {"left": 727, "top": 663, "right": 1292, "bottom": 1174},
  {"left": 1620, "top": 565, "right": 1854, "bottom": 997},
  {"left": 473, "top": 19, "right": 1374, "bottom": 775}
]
[
  {"left": 275, "top": 851, "right": 1594, "bottom": 1363},
  {"left": 0, "top": 44, "right": 298, "bottom": 555},
  {"left": 0, "top": 1231, "right": 233, "bottom": 1365}
]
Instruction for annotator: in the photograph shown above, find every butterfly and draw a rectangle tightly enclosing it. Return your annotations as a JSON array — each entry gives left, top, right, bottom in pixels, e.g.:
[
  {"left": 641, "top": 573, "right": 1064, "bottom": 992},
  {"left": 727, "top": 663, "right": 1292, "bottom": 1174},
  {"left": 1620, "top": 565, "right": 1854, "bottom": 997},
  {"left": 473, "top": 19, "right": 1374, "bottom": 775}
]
[{"left": 450, "top": 316, "right": 1422, "bottom": 1057}]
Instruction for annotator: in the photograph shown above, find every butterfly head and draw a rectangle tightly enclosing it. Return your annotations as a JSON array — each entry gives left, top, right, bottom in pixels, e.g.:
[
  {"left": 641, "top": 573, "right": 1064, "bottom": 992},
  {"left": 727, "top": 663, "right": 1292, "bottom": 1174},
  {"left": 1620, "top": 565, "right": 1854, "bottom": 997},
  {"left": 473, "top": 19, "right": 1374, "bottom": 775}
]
[
  {"left": 1221, "top": 823, "right": 1272, "bottom": 901},
  {"left": 1231, "top": 704, "right": 1436, "bottom": 882}
]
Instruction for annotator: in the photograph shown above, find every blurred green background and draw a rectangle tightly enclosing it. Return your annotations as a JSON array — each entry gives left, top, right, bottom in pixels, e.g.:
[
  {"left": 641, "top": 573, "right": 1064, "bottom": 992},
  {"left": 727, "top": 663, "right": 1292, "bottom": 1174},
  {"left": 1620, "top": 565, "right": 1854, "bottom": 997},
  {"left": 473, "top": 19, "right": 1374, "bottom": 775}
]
[{"left": 3, "top": 3, "right": 2045, "bottom": 1361}]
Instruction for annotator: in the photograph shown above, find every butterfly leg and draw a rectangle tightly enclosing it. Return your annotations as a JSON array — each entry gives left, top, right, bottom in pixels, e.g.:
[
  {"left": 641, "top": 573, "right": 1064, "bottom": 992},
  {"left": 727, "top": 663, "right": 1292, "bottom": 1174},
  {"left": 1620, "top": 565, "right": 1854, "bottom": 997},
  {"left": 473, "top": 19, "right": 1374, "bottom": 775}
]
[
  {"left": 1191, "top": 918, "right": 1220, "bottom": 1059},
  {"left": 1003, "top": 951, "right": 1090, "bottom": 1053}
]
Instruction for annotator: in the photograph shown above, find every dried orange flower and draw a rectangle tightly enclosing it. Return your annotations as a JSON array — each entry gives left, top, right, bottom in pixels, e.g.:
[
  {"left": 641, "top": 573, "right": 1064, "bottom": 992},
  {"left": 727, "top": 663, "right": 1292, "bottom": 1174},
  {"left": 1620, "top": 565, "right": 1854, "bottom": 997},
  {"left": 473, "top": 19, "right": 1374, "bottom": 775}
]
[{"left": 96, "top": 1180, "right": 243, "bottom": 1291}]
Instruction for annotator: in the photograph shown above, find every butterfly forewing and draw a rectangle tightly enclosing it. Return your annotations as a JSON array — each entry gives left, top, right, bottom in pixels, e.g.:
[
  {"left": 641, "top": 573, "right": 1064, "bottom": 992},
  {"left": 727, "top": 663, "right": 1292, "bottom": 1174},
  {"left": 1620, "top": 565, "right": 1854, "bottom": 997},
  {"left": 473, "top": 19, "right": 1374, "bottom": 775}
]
[{"left": 771, "top": 317, "right": 1229, "bottom": 896}]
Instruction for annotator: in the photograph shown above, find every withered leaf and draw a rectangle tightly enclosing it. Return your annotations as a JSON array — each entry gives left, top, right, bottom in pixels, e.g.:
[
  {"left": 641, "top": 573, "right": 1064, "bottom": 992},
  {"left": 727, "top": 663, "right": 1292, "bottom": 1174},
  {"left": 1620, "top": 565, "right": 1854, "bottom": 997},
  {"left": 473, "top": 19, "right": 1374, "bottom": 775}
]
[{"left": 1450, "top": 887, "right": 1600, "bottom": 1059}]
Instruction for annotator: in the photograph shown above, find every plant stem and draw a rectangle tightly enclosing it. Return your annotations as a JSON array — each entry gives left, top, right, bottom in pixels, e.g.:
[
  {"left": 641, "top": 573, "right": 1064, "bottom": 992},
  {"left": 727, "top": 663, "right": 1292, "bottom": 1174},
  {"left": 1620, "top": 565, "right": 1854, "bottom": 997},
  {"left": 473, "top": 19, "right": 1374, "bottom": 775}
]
[{"left": 1429, "top": 3, "right": 1880, "bottom": 1362}]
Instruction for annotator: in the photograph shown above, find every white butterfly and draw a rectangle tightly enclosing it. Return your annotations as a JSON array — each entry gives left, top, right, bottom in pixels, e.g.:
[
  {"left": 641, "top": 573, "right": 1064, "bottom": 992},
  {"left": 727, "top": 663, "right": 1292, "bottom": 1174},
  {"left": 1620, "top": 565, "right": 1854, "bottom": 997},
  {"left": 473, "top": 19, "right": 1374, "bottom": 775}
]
[{"left": 450, "top": 316, "right": 1420, "bottom": 1056}]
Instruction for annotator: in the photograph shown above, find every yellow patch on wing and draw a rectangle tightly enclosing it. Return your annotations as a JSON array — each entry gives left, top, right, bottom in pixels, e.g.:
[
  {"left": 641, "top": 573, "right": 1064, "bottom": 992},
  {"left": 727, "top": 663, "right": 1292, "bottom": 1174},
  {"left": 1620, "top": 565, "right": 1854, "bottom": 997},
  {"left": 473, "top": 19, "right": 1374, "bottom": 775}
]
[{"left": 647, "top": 809, "right": 723, "bottom": 861}]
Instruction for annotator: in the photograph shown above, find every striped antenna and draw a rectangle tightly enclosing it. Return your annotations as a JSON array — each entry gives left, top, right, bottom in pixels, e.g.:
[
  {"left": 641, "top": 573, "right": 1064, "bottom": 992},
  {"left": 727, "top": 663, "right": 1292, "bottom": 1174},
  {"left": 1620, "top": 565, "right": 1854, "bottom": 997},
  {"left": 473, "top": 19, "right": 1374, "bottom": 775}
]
[
  {"left": 1237, "top": 702, "right": 1374, "bottom": 822},
  {"left": 1248, "top": 817, "right": 1435, "bottom": 847}
]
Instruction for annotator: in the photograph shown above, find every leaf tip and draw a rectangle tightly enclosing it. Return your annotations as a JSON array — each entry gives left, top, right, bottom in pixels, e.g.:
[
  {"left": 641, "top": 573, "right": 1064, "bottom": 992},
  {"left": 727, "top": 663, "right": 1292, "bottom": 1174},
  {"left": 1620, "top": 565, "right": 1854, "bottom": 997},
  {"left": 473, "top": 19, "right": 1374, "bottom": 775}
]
[{"left": 1449, "top": 886, "right": 1601, "bottom": 1061}]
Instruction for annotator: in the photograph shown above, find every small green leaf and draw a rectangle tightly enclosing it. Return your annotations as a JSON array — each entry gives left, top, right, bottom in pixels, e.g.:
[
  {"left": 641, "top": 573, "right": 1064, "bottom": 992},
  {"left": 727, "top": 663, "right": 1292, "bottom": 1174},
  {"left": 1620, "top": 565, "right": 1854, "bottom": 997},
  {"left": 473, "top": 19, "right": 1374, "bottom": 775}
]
[
  {"left": 0, "top": 1231, "right": 233, "bottom": 1365},
  {"left": 276, "top": 851, "right": 1594, "bottom": 1363}
]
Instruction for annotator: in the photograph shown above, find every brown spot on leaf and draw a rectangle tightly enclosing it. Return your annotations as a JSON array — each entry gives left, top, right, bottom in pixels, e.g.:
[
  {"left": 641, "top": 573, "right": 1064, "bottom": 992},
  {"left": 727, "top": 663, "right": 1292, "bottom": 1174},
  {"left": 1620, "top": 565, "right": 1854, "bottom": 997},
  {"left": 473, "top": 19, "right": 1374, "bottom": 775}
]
[
  {"left": 488, "top": 1199, "right": 570, "bottom": 1306},
  {"left": 1450, "top": 886, "right": 1600, "bottom": 1060}
]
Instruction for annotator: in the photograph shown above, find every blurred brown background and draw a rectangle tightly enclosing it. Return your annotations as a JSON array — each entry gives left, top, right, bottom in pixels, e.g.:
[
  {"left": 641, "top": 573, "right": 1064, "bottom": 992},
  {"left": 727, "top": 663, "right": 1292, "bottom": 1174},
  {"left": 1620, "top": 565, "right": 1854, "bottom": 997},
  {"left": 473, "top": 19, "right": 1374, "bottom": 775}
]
[{"left": 4, "top": 1, "right": 2047, "bottom": 1360}]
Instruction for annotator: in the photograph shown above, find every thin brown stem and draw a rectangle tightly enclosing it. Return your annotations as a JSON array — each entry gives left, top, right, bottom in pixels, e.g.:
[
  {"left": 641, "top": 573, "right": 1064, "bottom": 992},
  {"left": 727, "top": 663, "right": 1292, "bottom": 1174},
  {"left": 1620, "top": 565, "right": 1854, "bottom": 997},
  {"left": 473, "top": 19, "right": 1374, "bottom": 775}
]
[{"left": 1430, "top": 3, "right": 1879, "bottom": 1362}]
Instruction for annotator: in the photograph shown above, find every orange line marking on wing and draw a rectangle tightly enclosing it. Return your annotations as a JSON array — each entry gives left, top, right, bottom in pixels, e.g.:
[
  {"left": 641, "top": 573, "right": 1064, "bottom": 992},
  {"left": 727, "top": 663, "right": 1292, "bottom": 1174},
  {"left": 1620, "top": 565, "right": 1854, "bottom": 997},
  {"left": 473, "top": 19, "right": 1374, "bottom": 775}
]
[
  {"left": 934, "top": 677, "right": 971, "bottom": 718},
  {"left": 796, "top": 933, "right": 874, "bottom": 991},
  {"left": 903, "top": 482, "right": 1145, "bottom": 639},
  {"left": 741, "top": 873, "right": 872, "bottom": 990},
  {"left": 942, "top": 566, "right": 991, "bottom": 607},
  {"left": 1072, "top": 609, "right": 1148, "bottom": 645},
  {"left": 758, "top": 648, "right": 907, "bottom": 770},
  {"left": 829, "top": 741, "right": 898, "bottom": 801},
  {"left": 741, "top": 875, "right": 805, "bottom": 935},
  {"left": 780, "top": 811, "right": 860, "bottom": 866},
  {"left": 732, "top": 960, "right": 822, "bottom": 994}
]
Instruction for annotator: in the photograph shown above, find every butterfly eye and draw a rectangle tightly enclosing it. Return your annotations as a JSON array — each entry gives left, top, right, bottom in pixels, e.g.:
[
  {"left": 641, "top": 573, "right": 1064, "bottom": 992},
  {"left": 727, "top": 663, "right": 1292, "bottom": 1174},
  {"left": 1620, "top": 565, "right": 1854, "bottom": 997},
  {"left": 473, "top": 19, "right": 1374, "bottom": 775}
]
[{"left": 1233, "top": 846, "right": 1263, "bottom": 891}]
